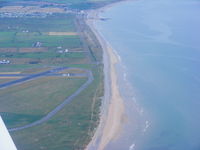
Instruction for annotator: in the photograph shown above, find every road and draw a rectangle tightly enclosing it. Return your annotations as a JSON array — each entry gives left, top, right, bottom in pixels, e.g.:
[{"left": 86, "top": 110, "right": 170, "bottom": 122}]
[
  {"left": 0, "top": 67, "right": 87, "bottom": 89},
  {"left": 0, "top": 73, "right": 87, "bottom": 77},
  {"left": 8, "top": 69, "right": 93, "bottom": 132}
]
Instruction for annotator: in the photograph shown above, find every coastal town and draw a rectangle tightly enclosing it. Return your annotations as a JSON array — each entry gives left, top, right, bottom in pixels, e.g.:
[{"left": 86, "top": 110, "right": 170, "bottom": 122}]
[{"left": 0, "top": 3, "right": 85, "bottom": 18}]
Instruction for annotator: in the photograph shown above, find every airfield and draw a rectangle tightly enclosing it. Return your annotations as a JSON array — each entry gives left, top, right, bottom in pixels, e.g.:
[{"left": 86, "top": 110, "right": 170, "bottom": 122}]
[{"left": 0, "top": 8, "right": 104, "bottom": 150}]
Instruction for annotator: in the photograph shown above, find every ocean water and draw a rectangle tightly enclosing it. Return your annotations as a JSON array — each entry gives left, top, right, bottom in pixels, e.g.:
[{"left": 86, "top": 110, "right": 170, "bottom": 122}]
[{"left": 95, "top": 0, "right": 200, "bottom": 150}]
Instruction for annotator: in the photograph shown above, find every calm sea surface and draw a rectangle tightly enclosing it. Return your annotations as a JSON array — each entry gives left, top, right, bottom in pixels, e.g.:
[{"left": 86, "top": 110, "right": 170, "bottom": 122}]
[{"left": 95, "top": 0, "right": 200, "bottom": 150}]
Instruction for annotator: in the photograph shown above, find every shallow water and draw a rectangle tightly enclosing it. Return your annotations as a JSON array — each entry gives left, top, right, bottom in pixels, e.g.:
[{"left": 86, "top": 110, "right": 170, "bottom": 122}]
[{"left": 95, "top": 0, "right": 200, "bottom": 149}]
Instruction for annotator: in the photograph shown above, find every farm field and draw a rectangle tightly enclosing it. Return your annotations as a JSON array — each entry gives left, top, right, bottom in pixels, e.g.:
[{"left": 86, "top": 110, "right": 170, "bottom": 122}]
[
  {"left": 0, "top": 14, "right": 91, "bottom": 70},
  {"left": 0, "top": 3, "right": 104, "bottom": 149},
  {"left": 0, "top": 0, "right": 116, "bottom": 10}
]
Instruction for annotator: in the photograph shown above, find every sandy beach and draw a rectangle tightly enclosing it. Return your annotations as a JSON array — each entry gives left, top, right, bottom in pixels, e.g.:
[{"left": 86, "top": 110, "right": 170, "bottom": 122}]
[
  {"left": 86, "top": 0, "right": 200, "bottom": 149},
  {"left": 85, "top": 6, "right": 126, "bottom": 150},
  {"left": 98, "top": 43, "right": 125, "bottom": 150}
]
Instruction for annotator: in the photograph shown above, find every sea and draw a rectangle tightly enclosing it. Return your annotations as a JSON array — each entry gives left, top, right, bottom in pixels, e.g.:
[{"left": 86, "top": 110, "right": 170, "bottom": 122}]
[{"left": 95, "top": 0, "right": 200, "bottom": 150}]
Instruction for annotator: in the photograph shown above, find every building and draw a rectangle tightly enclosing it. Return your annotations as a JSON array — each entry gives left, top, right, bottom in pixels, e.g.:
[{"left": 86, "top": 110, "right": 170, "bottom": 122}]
[
  {"left": 32, "top": 41, "right": 42, "bottom": 47},
  {"left": 0, "top": 60, "right": 10, "bottom": 64}
]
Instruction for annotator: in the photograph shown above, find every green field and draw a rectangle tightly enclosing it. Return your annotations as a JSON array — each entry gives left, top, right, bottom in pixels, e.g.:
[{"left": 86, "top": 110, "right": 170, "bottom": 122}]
[
  {"left": 0, "top": 0, "right": 105, "bottom": 149},
  {"left": 0, "top": 32, "right": 81, "bottom": 48},
  {"left": 0, "top": 15, "right": 81, "bottom": 48},
  {"left": 8, "top": 67, "right": 103, "bottom": 150},
  {"left": 0, "top": 77, "right": 87, "bottom": 128},
  {"left": 0, "top": 15, "right": 76, "bottom": 32},
  {"left": 0, "top": 0, "right": 117, "bottom": 9},
  {"left": 0, "top": 14, "right": 90, "bottom": 67}
]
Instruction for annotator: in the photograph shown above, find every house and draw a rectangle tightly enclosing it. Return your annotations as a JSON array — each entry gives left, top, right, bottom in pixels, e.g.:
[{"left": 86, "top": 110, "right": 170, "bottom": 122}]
[
  {"left": 0, "top": 60, "right": 10, "bottom": 64},
  {"left": 32, "top": 41, "right": 42, "bottom": 47},
  {"left": 57, "top": 46, "right": 62, "bottom": 49},
  {"left": 64, "top": 49, "right": 69, "bottom": 53},
  {"left": 58, "top": 49, "right": 68, "bottom": 53},
  {"left": 62, "top": 73, "right": 70, "bottom": 77},
  {"left": 58, "top": 50, "right": 63, "bottom": 53}
]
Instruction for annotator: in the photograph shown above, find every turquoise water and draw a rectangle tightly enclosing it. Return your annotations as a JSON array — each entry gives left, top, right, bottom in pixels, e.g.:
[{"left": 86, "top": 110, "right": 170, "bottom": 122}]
[{"left": 96, "top": 0, "right": 200, "bottom": 150}]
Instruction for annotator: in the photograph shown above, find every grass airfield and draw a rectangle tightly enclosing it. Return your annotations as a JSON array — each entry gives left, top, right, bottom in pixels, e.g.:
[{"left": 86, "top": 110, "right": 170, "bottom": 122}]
[{"left": 0, "top": 3, "right": 104, "bottom": 149}]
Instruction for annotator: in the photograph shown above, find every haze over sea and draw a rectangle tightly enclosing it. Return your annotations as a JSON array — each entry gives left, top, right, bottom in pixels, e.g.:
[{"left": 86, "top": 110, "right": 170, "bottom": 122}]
[{"left": 95, "top": 0, "right": 200, "bottom": 149}]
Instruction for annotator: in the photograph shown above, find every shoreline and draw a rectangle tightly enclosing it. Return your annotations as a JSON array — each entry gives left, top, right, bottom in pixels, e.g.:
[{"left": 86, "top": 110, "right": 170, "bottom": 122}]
[{"left": 85, "top": 3, "right": 127, "bottom": 150}]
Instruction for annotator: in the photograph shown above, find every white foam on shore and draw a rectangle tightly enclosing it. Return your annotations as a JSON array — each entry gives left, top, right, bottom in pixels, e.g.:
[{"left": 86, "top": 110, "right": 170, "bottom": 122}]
[
  {"left": 112, "top": 47, "right": 122, "bottom": 62},
  {"left": 123, "top": 73, "right": 127, "bottom": 81},
  {"left": 143, "top": 120, "right": 150, "bottom": 133},
  {"left": 129, "top": 143, "right": 135, "bottom": 150}
]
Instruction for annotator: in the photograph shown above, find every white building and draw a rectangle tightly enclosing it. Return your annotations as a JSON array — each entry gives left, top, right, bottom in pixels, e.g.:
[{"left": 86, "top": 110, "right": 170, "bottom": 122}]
[{"left": 0, "top": 60, "right": 10, "bottom": 64}]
